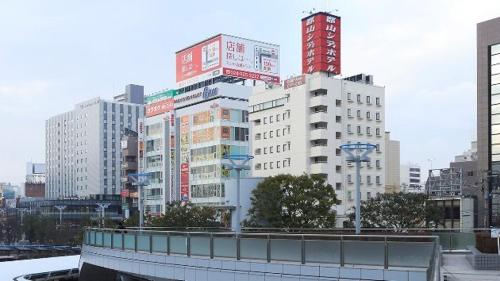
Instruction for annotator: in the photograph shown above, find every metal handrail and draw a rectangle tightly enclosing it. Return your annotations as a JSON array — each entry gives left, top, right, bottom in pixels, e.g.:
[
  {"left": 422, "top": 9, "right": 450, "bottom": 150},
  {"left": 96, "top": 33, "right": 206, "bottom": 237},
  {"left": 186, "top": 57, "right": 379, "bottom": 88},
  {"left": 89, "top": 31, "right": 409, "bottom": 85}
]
[{"left": 84, "top": 227, "right": 440, "bottom": 273}]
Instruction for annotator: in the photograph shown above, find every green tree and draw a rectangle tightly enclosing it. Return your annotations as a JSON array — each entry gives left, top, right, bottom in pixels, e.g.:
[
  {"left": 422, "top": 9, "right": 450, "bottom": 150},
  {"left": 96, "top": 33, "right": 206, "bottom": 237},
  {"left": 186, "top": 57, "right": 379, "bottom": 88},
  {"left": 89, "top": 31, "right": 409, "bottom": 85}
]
[
  {"left": 245, "top": 174, "right": 338, "bottom": 228},
  {"left": 347, "top": 192, "right": 441, "bottom": 230},
  {"left": 150, "top": 201, "right": 221, "bottom": 228}
]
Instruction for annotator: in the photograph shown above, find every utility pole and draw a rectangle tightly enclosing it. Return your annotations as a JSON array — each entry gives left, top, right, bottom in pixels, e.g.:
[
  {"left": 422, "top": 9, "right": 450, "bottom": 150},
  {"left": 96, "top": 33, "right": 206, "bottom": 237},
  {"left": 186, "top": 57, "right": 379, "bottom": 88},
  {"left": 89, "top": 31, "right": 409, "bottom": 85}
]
[
  {"left": 340, "top": 143, "right": 376, "bottom": 235},
  {"left": 96, "top": 203, "right": 111, "bottom": 228},
  {"left": 222, "top": 154, "right": 253, "bottom": 234},
  {"left": 129, "top": 173, "right": 151, "bottom": 230},
  {"left": 54, "top": 205, "right": 67, "bottom": 225}
]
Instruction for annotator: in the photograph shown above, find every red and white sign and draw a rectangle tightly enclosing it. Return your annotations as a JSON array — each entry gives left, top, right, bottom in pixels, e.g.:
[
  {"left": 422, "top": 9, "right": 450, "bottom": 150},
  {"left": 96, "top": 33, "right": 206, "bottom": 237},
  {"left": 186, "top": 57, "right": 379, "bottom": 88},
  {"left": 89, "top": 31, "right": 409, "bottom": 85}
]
[
  {"left": 176, "top": 34, "right": 280, "bottom": 87},
  {"left": 180, "top": 163, "right": 189, "bottom": 202},
  {"left": 302, "top": 12, "right": 341, "bottom": 75},
  {"left": 284, "top": 75, "right": 306, "bottom": 89},
  {"left": 145, "top": 98, "right": 174, "bottom": 117}
]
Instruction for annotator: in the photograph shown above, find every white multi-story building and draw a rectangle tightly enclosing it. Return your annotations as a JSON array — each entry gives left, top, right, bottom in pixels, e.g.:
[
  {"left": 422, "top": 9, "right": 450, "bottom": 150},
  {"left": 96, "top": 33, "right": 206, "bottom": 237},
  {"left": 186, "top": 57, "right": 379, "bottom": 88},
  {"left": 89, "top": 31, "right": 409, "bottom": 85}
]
[
  {"left": 140, "top": 83, "right": 255, "bottom": 214},
  {"left": 400, "top": 163, "right": 422, "bottom": 193},
  {"left": 249, "top": 72, "right": 386, "bottom": 224},
  {"left": 45, "top": 84, "right": 144, "bottom": 199},
  {"left": 384, "top": 132, "right": 400, "bottom": 193}
]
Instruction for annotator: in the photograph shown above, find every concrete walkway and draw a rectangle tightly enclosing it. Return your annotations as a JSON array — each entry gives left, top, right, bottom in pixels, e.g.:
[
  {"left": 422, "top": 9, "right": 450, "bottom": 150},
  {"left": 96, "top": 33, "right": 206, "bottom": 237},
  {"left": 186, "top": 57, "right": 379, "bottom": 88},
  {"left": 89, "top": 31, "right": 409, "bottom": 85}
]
[{"left": 441, "top": 254, "right": 500, "bottom": 281}]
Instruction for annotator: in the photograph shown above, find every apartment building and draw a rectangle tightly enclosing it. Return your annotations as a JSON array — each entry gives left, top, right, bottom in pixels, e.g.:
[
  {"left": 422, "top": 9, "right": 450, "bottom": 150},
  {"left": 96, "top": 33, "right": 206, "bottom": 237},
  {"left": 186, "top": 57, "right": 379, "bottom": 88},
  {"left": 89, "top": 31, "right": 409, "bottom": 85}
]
[
  {"left": 249, "top": 72, "right": 386, "bottom": 223},
  {"left": 400, "top": 164, "right": 423, "bottom": 193},
  {"left": 45, "top": 84, "right": 144, "bottom": 199}
]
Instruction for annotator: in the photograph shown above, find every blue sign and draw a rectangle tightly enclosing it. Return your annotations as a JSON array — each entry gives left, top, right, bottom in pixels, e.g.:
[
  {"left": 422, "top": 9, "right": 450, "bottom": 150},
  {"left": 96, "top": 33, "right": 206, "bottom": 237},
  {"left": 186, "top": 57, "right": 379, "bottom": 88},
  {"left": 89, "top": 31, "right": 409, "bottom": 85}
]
[{"left": 202, "top": 87, "right": 218, "bottom": 100}]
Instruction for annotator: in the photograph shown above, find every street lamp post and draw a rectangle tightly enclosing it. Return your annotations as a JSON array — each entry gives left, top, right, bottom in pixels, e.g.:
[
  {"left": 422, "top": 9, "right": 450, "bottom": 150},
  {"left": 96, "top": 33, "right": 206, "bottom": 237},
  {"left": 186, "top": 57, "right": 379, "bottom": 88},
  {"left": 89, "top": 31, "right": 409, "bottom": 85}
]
[
  {"left": 96, "top": 203, "right": 111, "bottom": 228},
  {"left": 222, "top": 154, "right": 253, "bottom": 234},
  {"left": 54, "top": 205, "right": 67, "bottom": 225},
  {"left": 129, "top": 173, "right": 151, "bottom": 230},
  {"left": 340, "top": 143, "right": 376, "bottom": 235}
]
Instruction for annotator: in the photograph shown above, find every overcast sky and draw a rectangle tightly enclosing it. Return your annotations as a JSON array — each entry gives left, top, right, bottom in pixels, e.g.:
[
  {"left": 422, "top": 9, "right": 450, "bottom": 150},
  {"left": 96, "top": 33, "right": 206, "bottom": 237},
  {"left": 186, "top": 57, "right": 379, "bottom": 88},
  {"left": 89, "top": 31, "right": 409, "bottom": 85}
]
[{"left": 0, "top": 0, "right": 499, "bottom": 185}]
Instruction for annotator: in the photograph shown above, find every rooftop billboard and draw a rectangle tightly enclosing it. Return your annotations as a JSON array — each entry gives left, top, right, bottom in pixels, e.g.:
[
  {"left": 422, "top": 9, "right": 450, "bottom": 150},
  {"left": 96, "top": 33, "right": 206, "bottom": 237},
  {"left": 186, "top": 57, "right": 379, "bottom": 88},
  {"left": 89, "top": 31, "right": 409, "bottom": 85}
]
[{"left": 176, "top": 34, "right": 280, "bottom": 88}]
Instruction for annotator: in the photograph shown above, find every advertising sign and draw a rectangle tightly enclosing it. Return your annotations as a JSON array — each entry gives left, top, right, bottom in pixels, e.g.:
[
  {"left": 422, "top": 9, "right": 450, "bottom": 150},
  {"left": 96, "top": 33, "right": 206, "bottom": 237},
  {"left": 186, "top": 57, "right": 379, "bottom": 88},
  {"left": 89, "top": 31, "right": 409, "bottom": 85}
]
[
  {"left": 145, "top": 98, "right": 175, "bottom": 117},
  {"left": 180, "top": 163, "right": 189, "bottom": 202},
  {"left": 179, "top": 115, "right": 190, "bottom": 202},
  {"left": 145, "top": 89, "right": 177, "bottom": 104},
  {"left": 221, "top": 35, "right": 280, "bottom": 83},
  {"left": 302, "top": 12, "right": 341, "bottom": 75},
  {"left": 176, "top": 34, "right": 280, "bottom": 87},
  {"left": 284, "top": 75, "right": 306, "bottom": 89}
]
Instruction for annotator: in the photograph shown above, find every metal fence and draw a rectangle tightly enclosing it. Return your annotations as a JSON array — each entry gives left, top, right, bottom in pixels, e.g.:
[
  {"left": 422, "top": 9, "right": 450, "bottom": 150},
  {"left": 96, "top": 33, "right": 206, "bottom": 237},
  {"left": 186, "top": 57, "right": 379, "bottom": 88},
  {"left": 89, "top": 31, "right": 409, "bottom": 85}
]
[{"left": 84, "top": 228, "right": 438, "bottom": 275}]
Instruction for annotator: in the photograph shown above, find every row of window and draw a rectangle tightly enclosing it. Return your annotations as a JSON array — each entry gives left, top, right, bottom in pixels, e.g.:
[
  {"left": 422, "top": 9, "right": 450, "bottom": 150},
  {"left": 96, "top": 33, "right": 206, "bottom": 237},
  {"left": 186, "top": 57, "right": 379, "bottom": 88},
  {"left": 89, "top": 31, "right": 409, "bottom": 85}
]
[
  {"left": 347, "top": 174, "right": 382, "bottom": 185},
  {"left": 347, "top": 109, "right": 381, "bottom": 120},
  {"left": 255, "top": 127, "right": 290, "bottom": 140},
  {"left": 257, "top": 110, "right": 291, "bottom": 125},
  {"left": 255, "top": 143, "right": 291, "bottom": 155},
  {"left": 250, "top": 97, "right": 288, "bottom": 113},
  {"left": 347, "top": 93, "right": 382, "bottom": 106},
  {"left": 254, "top": 159, "right": 291, "bottom": 170},
  {"left": 346, "top": 125, "right": 382, "bottom": 136}
]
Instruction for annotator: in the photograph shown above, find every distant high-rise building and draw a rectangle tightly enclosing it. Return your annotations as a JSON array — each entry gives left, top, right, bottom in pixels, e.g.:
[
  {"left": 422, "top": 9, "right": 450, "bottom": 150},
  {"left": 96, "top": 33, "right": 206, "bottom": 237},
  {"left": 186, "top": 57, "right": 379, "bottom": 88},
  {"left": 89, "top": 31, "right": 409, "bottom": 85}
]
[
  {"left": 384, "top": 132, "right": 400, "bottom": 193},
  {"left": 400, "top": 164, "right": 422, "bottom": 193},
  {"left": 477, "top": 17, "right": 500, "bottom": 226},
  {"left": 45, "top": 84, "right": 144, "bottom": 199},
  {"left": 25, "top": 162, "right": 46, "bottom": 198}
]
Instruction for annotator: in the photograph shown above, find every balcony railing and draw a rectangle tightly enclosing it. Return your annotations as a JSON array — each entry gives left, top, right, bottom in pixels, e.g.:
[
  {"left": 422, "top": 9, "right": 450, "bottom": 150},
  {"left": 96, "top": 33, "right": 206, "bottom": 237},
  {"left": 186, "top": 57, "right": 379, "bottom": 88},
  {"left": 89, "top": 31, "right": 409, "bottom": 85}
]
[{"left": 84, "top": 228, "right": 439, "bottom": 275}]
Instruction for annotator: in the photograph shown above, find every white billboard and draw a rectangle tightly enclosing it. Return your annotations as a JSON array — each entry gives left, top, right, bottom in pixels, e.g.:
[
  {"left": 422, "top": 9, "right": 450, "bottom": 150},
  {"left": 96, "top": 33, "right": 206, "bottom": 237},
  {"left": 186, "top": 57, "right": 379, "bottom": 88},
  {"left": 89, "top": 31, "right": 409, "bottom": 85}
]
[{"left": 176, "top": 34, "right": 280, "bottom": 88}]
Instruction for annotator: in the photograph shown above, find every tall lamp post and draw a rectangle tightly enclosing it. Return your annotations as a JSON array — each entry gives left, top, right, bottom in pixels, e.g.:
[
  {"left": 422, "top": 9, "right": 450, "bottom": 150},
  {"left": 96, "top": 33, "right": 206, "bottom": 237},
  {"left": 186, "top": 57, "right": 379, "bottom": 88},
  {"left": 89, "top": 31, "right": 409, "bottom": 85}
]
[
  {"left": 222, "top": 154, "right": 253, "bottom": 234},
  {"left": 54, "top": 205, "right": 67, "bottom": 225},
  {"left": 129, "top": 173, "right": 151, "bottom": 230},
  {"left": 96, "top": 203, "right": 111, "bottom": 228},
  {"left": 340, "top": 143, "right": 376, "bottom": 235}
]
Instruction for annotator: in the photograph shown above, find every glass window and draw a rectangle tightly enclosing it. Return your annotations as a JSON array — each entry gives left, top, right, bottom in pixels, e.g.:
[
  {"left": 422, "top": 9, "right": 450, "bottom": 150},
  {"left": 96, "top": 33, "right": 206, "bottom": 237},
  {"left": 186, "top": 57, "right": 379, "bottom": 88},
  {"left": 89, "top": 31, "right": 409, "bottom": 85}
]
[
  {"left": 493, "top": 114, "right": 500, "bottom": 125},
  {"left": 492, "top": 44, "right": 500, "bottom": 56},
  {"left": 492, "top": 104, "right": 500, "bottom": 115},
  {"left": 492, "top": 54, "right": 500, "bottom": 65},
  {"left": 492, "top": 144, "right": 500, "bottom": 155},
  {"left": 493, "top": 74, "right": 500, "bottom": 85},
  {"left": 493, "top": 154, "right": 500, "bottom": 162},
  {"left": 492, "top": 64, "right": 500, "bottom": 75},
  {"left": 492, "top": 134, "right": 500, "bottom": 144},
  {"left": 492, "top": 124, "right": 500, "bottom": 134},
  {"left": 493, "top": 84, "right": 500, "bottom": 95},
  {"left": 492, "top": 94, "right": 500, "bottom": 105}
]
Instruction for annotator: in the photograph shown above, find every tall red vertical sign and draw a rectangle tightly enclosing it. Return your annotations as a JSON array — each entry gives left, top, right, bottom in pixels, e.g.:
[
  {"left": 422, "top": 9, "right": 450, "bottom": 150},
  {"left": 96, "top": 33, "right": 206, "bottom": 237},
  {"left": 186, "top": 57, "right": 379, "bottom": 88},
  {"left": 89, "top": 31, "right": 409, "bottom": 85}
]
[{"left": 302, "top": 12, "right": 341, "bottom": 75}]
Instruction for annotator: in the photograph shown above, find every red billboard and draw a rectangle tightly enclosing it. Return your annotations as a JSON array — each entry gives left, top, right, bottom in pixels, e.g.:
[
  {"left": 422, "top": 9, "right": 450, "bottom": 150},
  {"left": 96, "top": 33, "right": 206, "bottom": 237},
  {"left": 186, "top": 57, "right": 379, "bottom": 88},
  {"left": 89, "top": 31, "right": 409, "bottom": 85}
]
[
  {"left": 302, "top": 12, "right": 341, "bottom": 75},
  {"left": 145, "top": 98, "right": 174, "bottom": 117},
  {"left": 176, "top": 34, "right": 280, "bottom": 87},
  {"left": 180, "top": 163, "right": 189, "bottom": 202}
]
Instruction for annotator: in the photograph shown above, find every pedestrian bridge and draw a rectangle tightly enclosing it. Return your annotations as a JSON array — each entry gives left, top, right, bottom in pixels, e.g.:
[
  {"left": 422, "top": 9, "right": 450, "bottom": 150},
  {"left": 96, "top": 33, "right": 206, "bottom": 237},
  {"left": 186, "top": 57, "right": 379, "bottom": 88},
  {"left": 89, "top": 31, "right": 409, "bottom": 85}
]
[{"left": 79, "top": 228, "right": 440, "bottom": 281}]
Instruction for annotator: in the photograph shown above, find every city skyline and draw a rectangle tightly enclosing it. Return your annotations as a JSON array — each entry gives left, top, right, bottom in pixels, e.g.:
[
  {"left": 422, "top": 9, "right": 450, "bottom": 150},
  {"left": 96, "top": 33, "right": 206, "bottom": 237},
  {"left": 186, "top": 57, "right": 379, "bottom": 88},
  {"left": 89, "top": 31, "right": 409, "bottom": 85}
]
[{"left": 1, "top": 0, "right": 499, "bottom": 184}]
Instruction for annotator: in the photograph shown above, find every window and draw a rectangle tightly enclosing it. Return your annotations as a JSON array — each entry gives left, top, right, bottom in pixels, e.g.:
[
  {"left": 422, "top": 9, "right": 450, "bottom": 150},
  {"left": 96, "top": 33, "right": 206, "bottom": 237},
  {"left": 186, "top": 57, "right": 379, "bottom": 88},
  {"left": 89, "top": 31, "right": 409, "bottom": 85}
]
[
  {"left": 263, "top": 117, "right": 267, "bottom": 124},
  {"left": 376, "top": 112, "right": 381, "bottom": 121},
  {"left": 336, "top": 132, "right": 341, "bottom": 139},
  {"left": 347, "top": 93, "right": 352, "bottom": 101},
  {"left": 376, "top": 97, "right": 381, "bottom": 105},
  {"left": 347, "top": 109, "right": 352, "bottom": 117},
  {"left": 336, "top": 116, "right": 341, "bottom": 123},
  {"left": 357, "top": 126, "right": 361, "bottom": 134},
  {"left": 283, "top": 143, "right": 287, "bottom": 151},
  {"left": 336, "top": 165, "right": 341, "bottom": 172},
  {"left": 264, "top": 147, "right": 267, "bottom": 154},
  {"left": 336, "top": 99, "right": 341, "bottom": 106},
  {"left": 270, "top": 131, "right": 274, "bottom": 138},
  {"left": 283, "top": 112, "right": 286, "bottom": 120},
  {"left": 367, "top": 192, "right": 372, "bottom": 199},
  {"left": 356, "top": 94, "right": 361, "bottom": 102},
  {"left": 366, "top": 96, "right": 371, "bottom": 104},
  {"left": 264, "top": 132, "right": 267, "bottom": 139},
  {"left": 335, "top": 183, "right": 341, "bottom": 190},
  {"left": 277, "top": 161, "right": 281, "bottom": 168},
  {"left": 348, "top": 191, "right": 352, "bottom": 200},
  {"left": 277, "top": 145, "right": 281, "bottom": 153},
  {"left": 276, "top": 114, "right": 280, "bottom": 122},
  {"left": 376, "top": 128, "right": 381, "bottom": 136},
  {"left": 376, "top": 176, "right": 381, "bottom": 184},
  {"left": 367, "top": 176, "right": 371, "bottom": 184},
  {"left": 264, "top": 163, "right": 267, "bottom": 170},
  {"left": 366, "top": 111, "right": 371, "bottom": 119},
  {"left": 270, "top": 116, "right": 273, "bottom": 123},
  {"left": 366, "top": 127, "right": 371, "bottom": 135},
  {"left": 347, "top": 124, "right": 352, "bottom": 133},
  {"left": 270, "top": 146, "right": 273, "bottom": 154},
  {"left": 347, "top": 174, "right": 352, "bottom": 183},
  {"left": 357, "top": 110, "right": 361, "bottom": 118},
  {"left": 277, "top": 129, "right": 280, "bottom": 137},
  {"left": 270, "top": 162, "right": 274, "bottom": 169},
  {"left": 376, "top": 144, "right": 380, "bottom": 152}
]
